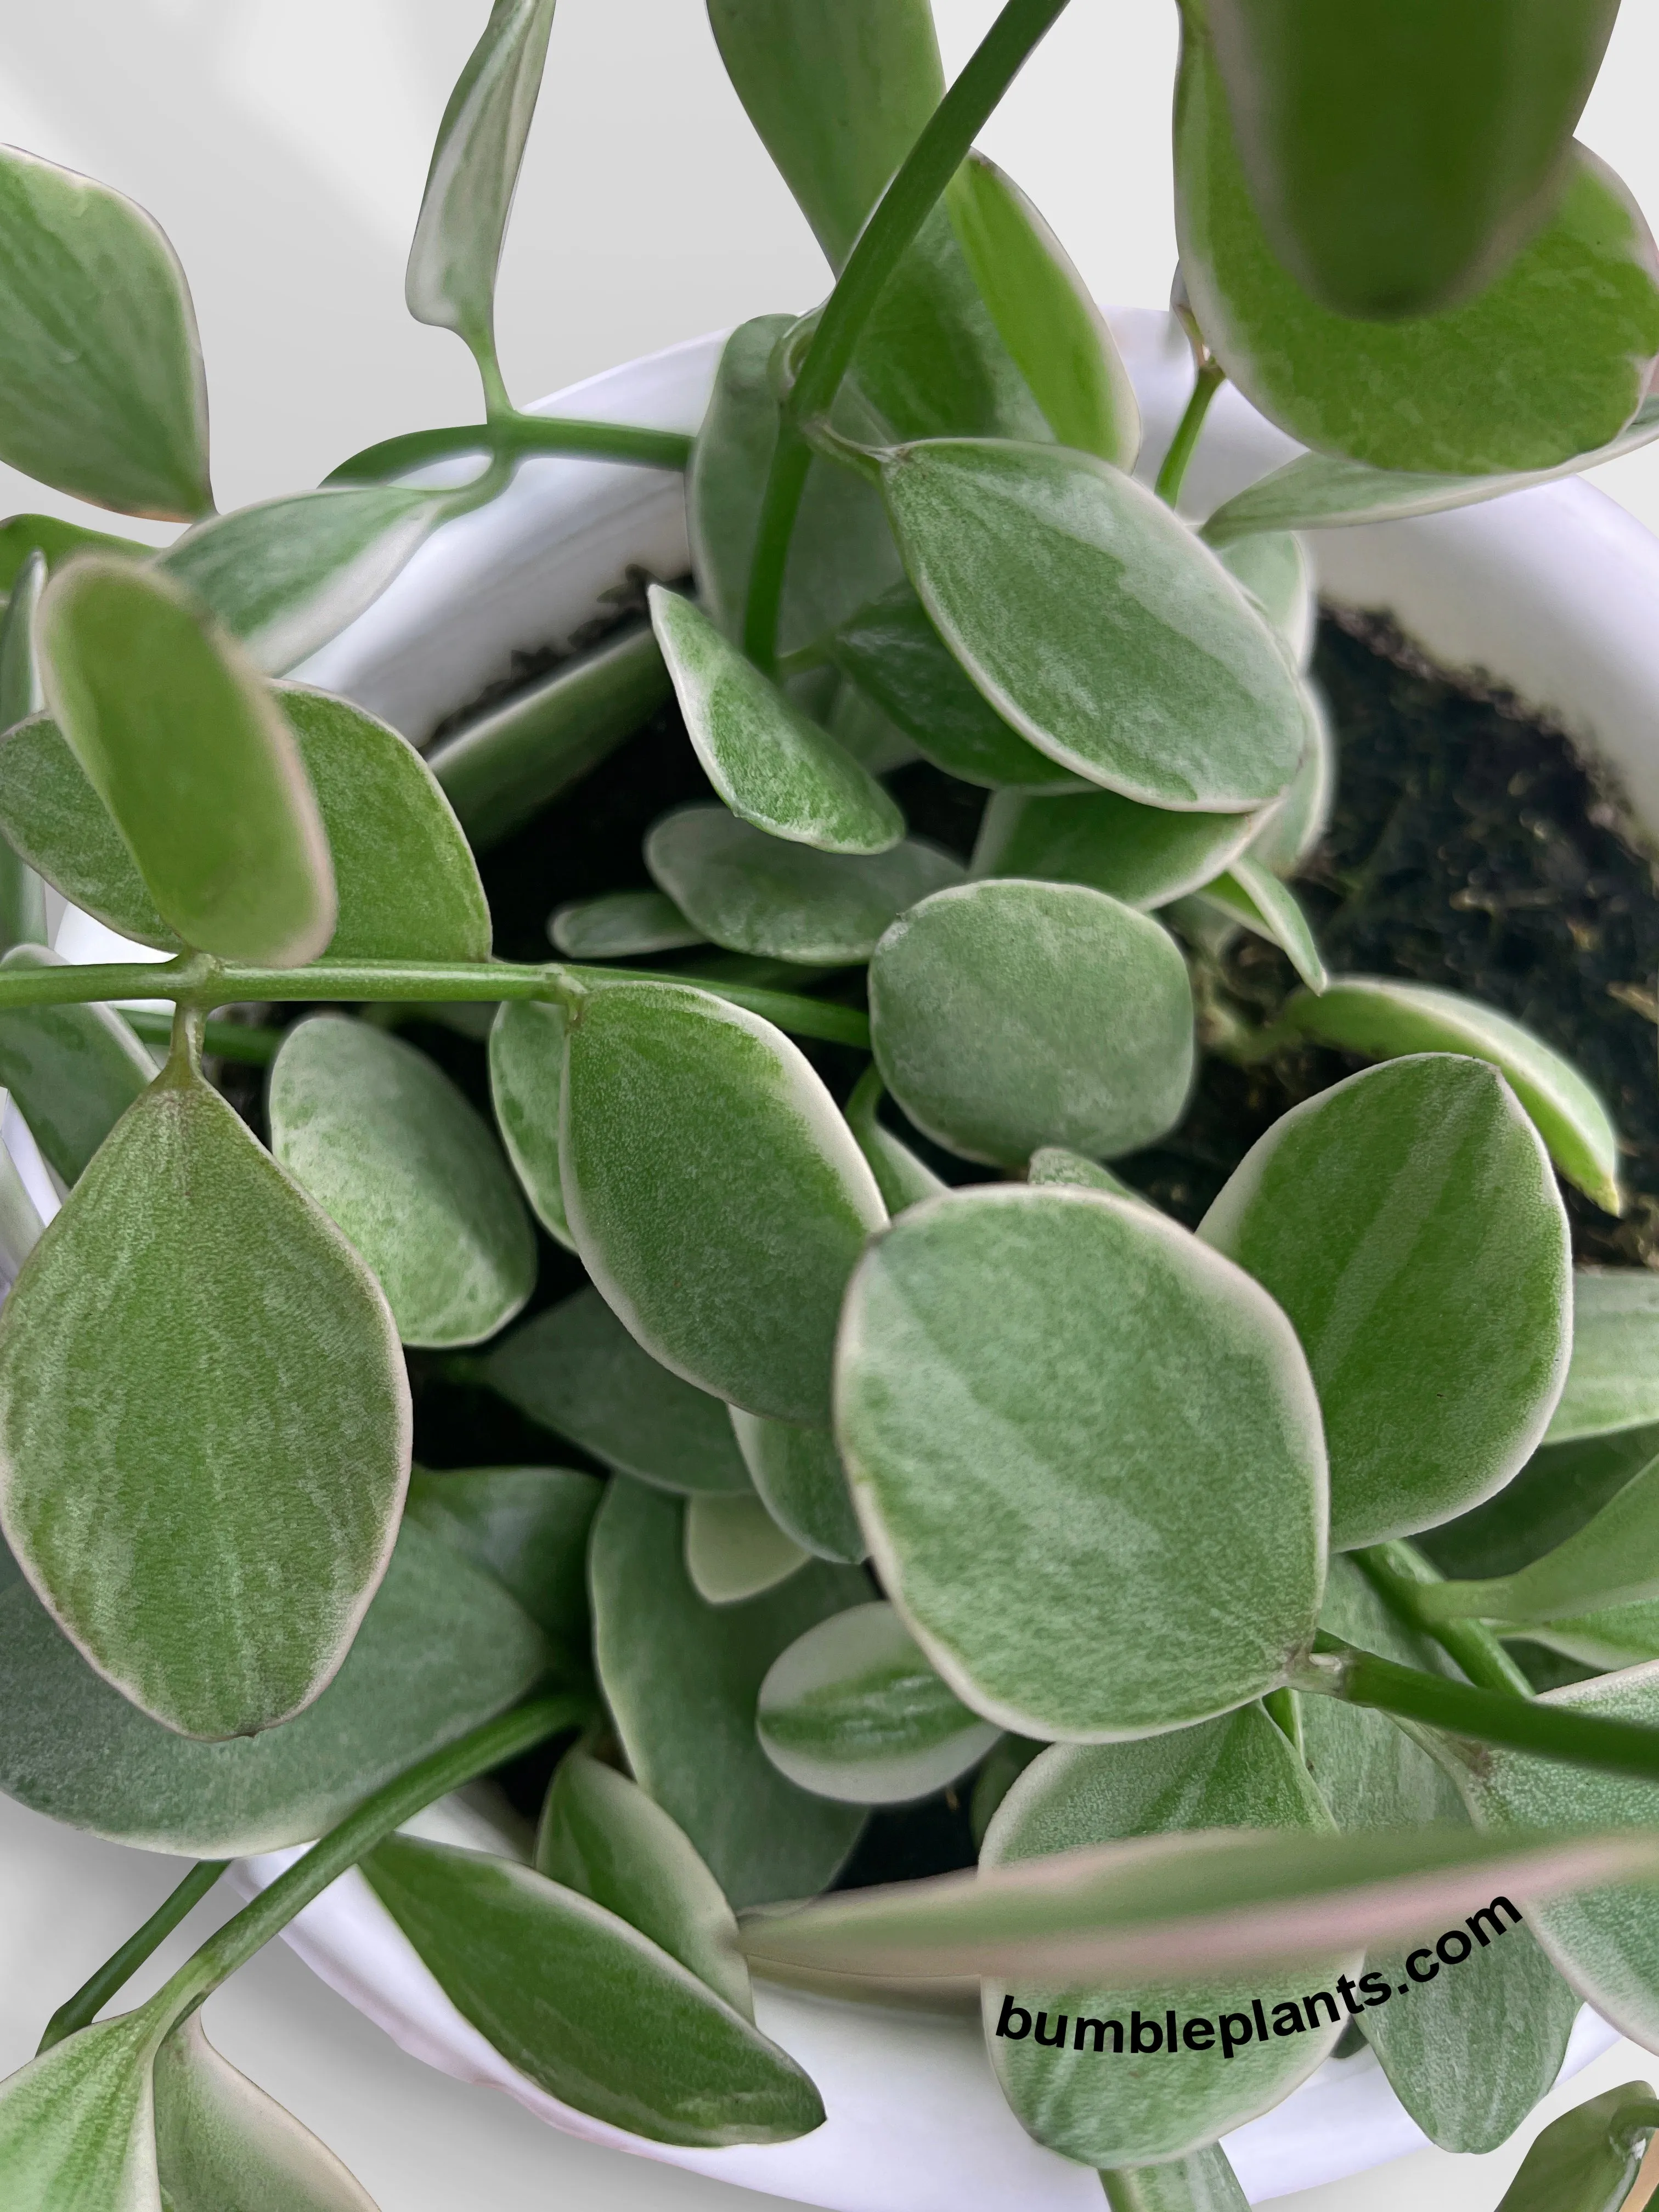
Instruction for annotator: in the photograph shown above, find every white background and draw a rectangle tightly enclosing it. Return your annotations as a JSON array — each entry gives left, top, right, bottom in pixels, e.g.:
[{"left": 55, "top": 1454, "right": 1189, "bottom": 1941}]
[{"left": 4, "top": 5, "right": 1659, "bottom": 2209}]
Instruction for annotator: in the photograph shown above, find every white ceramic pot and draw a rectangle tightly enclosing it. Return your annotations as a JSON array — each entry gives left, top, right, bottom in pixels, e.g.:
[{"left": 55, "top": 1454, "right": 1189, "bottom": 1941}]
[{"left": 233, "top": 318, "right": 1659, "bottom": 2207}]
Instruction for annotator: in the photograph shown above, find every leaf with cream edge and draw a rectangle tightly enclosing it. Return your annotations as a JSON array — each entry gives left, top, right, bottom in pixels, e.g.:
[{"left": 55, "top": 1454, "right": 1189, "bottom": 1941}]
[
  {"left": 983, "top": 1711, "right": 1355, "bottom": 2167},
  {"left": 1192, "top": 858, "right": 1327, "bottom": 994},
  {"left": 269, "top": 1018, "right": 535, "bottom": 1350},
  {"left": 404, "top": 1463, "right": 600, "bottom": 1667},
  {"left": 36, "top": 560, "right": 334, "bottom": 967},
  {"left": 549, "top": 890, "right": 703, "bottom": 960},
  {"left": 0, "top": 148, "right": 210, "bottom": 519},
  {"left": 0, "top": 945, "right": 156, "bottom": 1184},
  {"left": 1100, "top": 2146, "right": 1249, "bottom": 2212},
  {"left": 1028, "top": 1148, "right": 1154, "bottom": 1209},
  {"left": 152, "top": 2015, "right": 379, "bottom": 2212},
  {"left": 729, "top": 1409, "right": 867, "bottom": 1566},
  {"left": 0, "top": 2004, "right": 170, "bottom": 2212},
  {"left": 487, "top": 1000, "right": 574, "bottom": 1250},
  {"left": 834, "top": 1185, "right": 1325, "bottom": 1740},
  {"left": 970, "top": 787, "right": 1260, "bottom": 911},
  {"left": 685, "top": 1493, "right": 808, "bottom": 1605},
  {"left": 1418, "top": 1457, "right": 1659, "bottom": 1631},
  {"left": 1493, "top": 2081, "right": 1659, "bottom": 2212},
  {"left": 880, "top": 439, "right": 1312, "bottom": 810},
  {"left": 1215, "top": 531, "right": 1313, "bottom": 668},
  {"left": 869, "top": 880, "right": 1194, "bottom": 1167},
  {"left": 1200, "top": 1057, "right": 1572, "bottom": 1551},
  {"left": 1549, "top": 1274, "right": 1659, "bottom": 1443},
  {"left": 0, "top": 1053, "right": 410, "bottom": 1740},
  {"left": 648, "top": 588, "right": 901, "bottom": 855},
  {"left": 1280, "top": 977, "right": 1622, "bottom": 1215},
  {"left": 1243, "top": 692, "right": 1334, "bottom": 878},
  {"left": 560, "top": 979, "right": 886, "bottom": 1426},
  {"left": 757, "top": 1602, "right": 1000, "bottom": 1805}
]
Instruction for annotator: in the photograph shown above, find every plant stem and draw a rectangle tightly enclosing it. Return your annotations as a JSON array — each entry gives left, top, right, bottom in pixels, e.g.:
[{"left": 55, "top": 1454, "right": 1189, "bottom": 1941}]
[
  {"left": 1356, "top": 1540, "right": 1534, "bottom": 1697},
  {"left": 37, "top": 1861, "right": 227, "bottom": 2055},
  {"left": 1154, "top": 360, "right": 1225, "bottom": 508},
  {"left": 324, "top": 415, "right": 695, "bottom": 487},
  {"left": 121, "top": 1009, "right": 282, "bottom": 1067},
  {"left": 740, "top": 0, "right": 1075, "bottom": 669}
]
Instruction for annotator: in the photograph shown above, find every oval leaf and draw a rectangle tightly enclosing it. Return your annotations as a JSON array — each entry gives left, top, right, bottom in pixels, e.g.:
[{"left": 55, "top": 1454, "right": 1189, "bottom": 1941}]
[
  {"left": 0, "top": 945, "right": 156, "bottom": 1184},
  {"left": 686, "top": 1493, "right": 808, "bottom": 1605},
  {"left": 549, "top": 889, "right": 704, "bottom": 960},
  {"left": 487, "top": 998, "right": 573, "bottom": 1250},
  {"left": 154, "top": 2015, "right": 379, "bottom": 2212},
  {"left": 1494, "top": 2080, "right": 1659, "bottom": 2212},
  {"left": 971, "top": 787, "right": 1259, "bottom": 911},
  {"left": 1551, "top": 1273, "right": 1659, "bottom": 1444},
  {"left": 0, "top": 2010, "right": 166, "bottom": 2212},
  {"left": 405, "top": 1463, "right": 600, "bottom": 1669},
  {"left": 729, "top": 1409, "right": 867, "bottom": 1566}
]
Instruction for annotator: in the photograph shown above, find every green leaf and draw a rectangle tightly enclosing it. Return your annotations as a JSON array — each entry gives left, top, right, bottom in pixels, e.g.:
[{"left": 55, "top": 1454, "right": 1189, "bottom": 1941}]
[
  {"left": 404, "top": 1463, "right": 600, "bottom": 1669},
  {"left": 535, "top": 1750, "right": 753, "bottom": 2018},
  {"left": 487, "top": 1000, "right": 573, "bottom": 1251},
  {"left": 0, "top": 1128, "right": 43, "bottom": 1284},
  {"left": 549, "top": 889, "right": 704, "bottom": 959},
  {"left": 561, "top": 979, "right": 885, "bottom": 1425},
  {"left": 1420, "top": 1453, "right": 1659, "bottom": 1629},
  {"left": 1549, "top": 1274, "right": 1659, "bottom": 1444},
  {"left": 1175, "top": 27, "right": 1659, "bottom": 473},
  {"left": 646, "top": 804, "right": 962, "bottom": 964},
  {"left": 983, "top": 1711, "right": 1351, "bottom": 2166},
  {"left": 881, "top": 439, "right": 1312, "bottom": 810},
  {"left": 153, "top": 2015, "right": 379, "bottom": 2212},
  {"left": 1421, "top": 1424, "right": 1659, "bottom": 1587},
  {"left": 868, "top": 880, "right": 1194, "bottom": 1167},
  {"left": 827, "top": 583, "right": 1079, "bottom": 791},
  {"left": 405, "top": 0, "right": 557, "bottom": 377},
  {"left": 1195, "top": 858, "right": 1327, "bottom": 993},
  {"left": 945, "top": 153, "right": 1138, "bottom": 469},
  {"left": 1214, "top": 530, "right": 1314, "bottom": 667},
  {"left": 1242, "top": 691, "right": 1334, "bottom": 879},
  {"left": 1280, "top": 977, "right": 1622, "bottom": 1215},
  {"left": 971, "top": 787, "right": 1259, "bottom": 911},
  {"left": 1099, "top": 2145, "right": 1249, "bottom": 2212},
  {"left": 268, "top": 1018, "right": 535, "bottom": 1350},
  {"left": 1517, "top": 1596, "right": 1659, "bottom": 1674},
  {"left": 0, "top": 514, "right": 147, "bottom": 591},
  {"left": 0, "top": 945, "right": 156, "bottom": 1184},
  {"left": 842, "top": 1066, "right": 944, "bottom": 1218},
  {"left": 0, "top": 1058, "right": 409, "bottom": 1739},
  {"left": 685, "top": 1493, "right": 808, "bottom": 1605},
  {"left": 482, "top": 1287, "right": 754, "bottom": 1494},
  {"left": 729, "top": 1409, "right": 867, "bottom": 1566},
  {"left": 1494, "top": 2081, "right": 1659, "bottom": 2212},
  {"left": 0, "top": 2007, "right": 167, "bottom": 2212},
  {"left": 649, "top": 588, "right": 902, "bottom": 855},
  {"left": 757, "top": 1601, "right": 999, "bottom": 1805},
  {"left": 37, "top": 559, "right": 334, "bottom": 966},
  {"left": 0, "top": 149, "right": 209, "bottom": 520},
  {"left": 0, "top": 1518, "right": 550, "bottom": 1854},
  {"left": 1027, "top": 1149, "right": 1156, "bottom": 1208},
  {"left": 0, "top": 713, "right": 171, "bottom": 941},
  {"left": 1200, "top": 1057, "right": 1571, "bottom": 1551},
  {"left": 363, "top": 1836, "right": 822, "bottom": 2146},
  {"left": 835, "top": 1185, "right": 1325, "bottom": 1739},
  {"left": 589, "top": 1478, "right": 867, "bottom": 1906},
  {"left": 0, "top": 551, "right": 50, "bottom": 952}
]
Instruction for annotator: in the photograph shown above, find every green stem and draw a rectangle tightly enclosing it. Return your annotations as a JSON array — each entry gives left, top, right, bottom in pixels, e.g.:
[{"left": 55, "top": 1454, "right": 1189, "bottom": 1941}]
[
  {"left": 1356, "top": 1541, "right": 1534, "bottom": 1697},
  {"left": 38, "top": 1861, "right": 227, "bottom": 2054},
  {"left": 740, "top": 0, "right": 1075, "bottom": 668},
  {"left": 1154, "top": 359, "right": 1224, "bottom": 508},
  {"left": 121, "top": 1009, "right": 281, "bottom": 1067},
  {"left": 324, "top": 414, "right": 695, "bottom": 487}
]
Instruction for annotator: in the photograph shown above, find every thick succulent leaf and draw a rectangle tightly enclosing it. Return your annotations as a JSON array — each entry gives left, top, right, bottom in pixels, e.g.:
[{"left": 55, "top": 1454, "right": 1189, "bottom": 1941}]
[
  {"left": 0, "top": 945, "right": 155, "bottom": 1184},
  {"left": 730, "top": 1410, "right": 866, "bottom": 1566},
  {"left": 649, "top": 589, "right": 901, "bottom": 855},
  {"left": 0, "top": 1519, "right": 549, "bottom": 1854},
  {"left": 646, "top": 804, "right": 962, "bottom": 964},
  {"left": 482, "top": 1288, "right": 753, "bottom": 1494},
  {"left": 1175, "top": 26, "right": 1659, "bottom": 473},
  {"left": 0, "top": 149, "right": 208, "bottom": 520},
  {"left": 153, "top": 2015, "right": 379, "bottom": 2212},
  {"left": 881, "top": 439, "right": 1311, "bottom": 811},
  {"left": 1281, "top": 977, "right": 1621, "bottom": 1215},
  {"left": 589, "top": 1478, "right": 866, "bottom": 1906},
  {"left": 1099, "top": 2145, "right": 1249, "bottom": 2212},
  {"left": 945, "top": 154, "right": 1138, "bottom": 469},
  {"left": 757, "top": 1601, "right": 999, "bottom": 1805},
  {"left": 549, "top": 890, "right": 703, "bottom": 959},
  {"left": 269, "top": 1018, "right": 534, "bottom": 1350},
  {"left": 1243, "top": 692, "right": 1334, "bottom": 878},
  {"left": 1195, "top": 859, "right": 1326, "bottom": 993},
  {"left": 836, "top": 1186, "right": 1325, "bottom": 1739},
  {"left": 37, "top": 560, "right": 334, "bottom": 966},
  {"left": 827, "top": 584, "right": 1078, "bottom": 791},
  {"left": 1027, "top": 1149, "right": 1154, "bottom": 1208},
  {"left": 1550, "top": 1274, "right": 1659, "bottom": 1444},
  {"left": 1214, "top": 531, "right": 1313, "bottom": 668},
  {"left": 1419, "top": 1425, "right": 1659, "bottom": 1587},
  {"left": 363, "top": 1837, "right": 823, "bottom": 2147},
  {"left": 1302, "top": 1556, "right": 1577, "bottom": 2151},
  {"left": 0, "top": 1060, "right": 409, "bottom": 1739},
  {"left": 686, "top": 1493, "right": 808, "bottom": 1605},
  {"left": 1494, "top": 2080, "right": 1659, "bottom": 2212},
  {"left": 869, "top": 881, "right": 1193, "bottom": 1167},
  {"left": 841, "top": 1069, "right": 944, "bottom": 1219},
  {"left": 1200, "top": 1057, "right": 1571, "bottom": 1550},
  {"left": 1421, "top": 1455, "right": 1659, "bottom": 1629},
  {"left": 487, "top": 1000, "right": 574, "bottom": 1251},
  {"left": 535, "top": 1750, "right": 753, "bottom": 2017},
  {"left": 404, "top": 1463, "right": 600, "bottom": 1668},
  {"left": 971, "top": 788, "right": 1257, "bottom": 912},
  {"left": 982, "top": 1711, "right": 1351, "bottom": 2166},
  {"left": 0, "top": 711, "right": 174, "bottom": 943},
  {"left": 0, "top": 2008, "right": 166, "bottom": 2212},
  {"left": 561, "top": 979, "right": 885, "bottom": 1425}
]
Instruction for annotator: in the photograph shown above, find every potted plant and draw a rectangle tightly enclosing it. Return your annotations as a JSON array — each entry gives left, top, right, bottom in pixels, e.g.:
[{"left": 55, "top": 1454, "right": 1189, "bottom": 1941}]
[{"left": 8, "top": 3, "right": 1659, "bottom": 2209}]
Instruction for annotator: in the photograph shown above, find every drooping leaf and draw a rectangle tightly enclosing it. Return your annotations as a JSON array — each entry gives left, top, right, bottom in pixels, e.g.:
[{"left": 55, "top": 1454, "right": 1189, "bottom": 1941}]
[
  {"left": 646, "top": 804, "right": 962, "bottom": 964},
  {"left": 0, "top": 1519, "right": 550, "bottom": 1854},
  {"left": 881, "top": 439, "right": 1312, "bottom": 810},
  {"left": 561, "top": 979, "right": 885, "bottom": 1425},
  {"left": 649, "top": 588, "right": 902, "bottom": 855},
  {"left": 153, "top": 2015, "right": 379, "bottom": 2212},
  {"left": 1200, "top": 1057, "right": 1571, "bottom": 1551},
  {"left": 483, "top": 1288, "right": 753, "bottom": 1494},
  {"left": 549, "top": 889, "right": 704, "bottom": 959},
  {"left": 983, "top": 1711, "right": 1352, "bottom": 2166},
  {"left": 1280, "top": 977, "right": 1622, "bottom": 1215},
  {"left": 1193, "top": 858, "right": 1327, "bottom": 992},
  {"left": 1099, "top": 2144, "right": 1249, "bottom": 2212},
  {"left": 0, "top": 2006, "right": 168, "bottom": 2212},
  {"left": 362, "top": 1837, "right": 823, "bottom": 2147},
  {"left": 0, "top": 549, "right": 48, "bottom": 949},
  {"left": 840, "top": 1067, "right": 944, "bottom": 1219},
  {"left": 757, "top": 1601, "right": 999, "bottom": 1806},
  {"left": 404, "top": 1463, "right": 600, "bottom": 1668},
  {"left": 685, "top": 1493, "right": 808, "bottom": 1605},
  {"left": 0, "top": 1057, "right": 410, "bottom": 1739},
  {"left": 37, "top": 559, "right": 334, "bottom": 966},
  {"left": 869, "top": 881, "right": 1193, "bottom": 1168},
  {"left": 1420, "top": 1454, "right": 1659, "bottom": 1630},
  {"left": 535, "top": 1750, "right": 753, "bottom": 2017},
  {"left": 1214, "top": 530, "right": 1313, "bottom": 667},
  {"left": 589, "top": 1477, "right": 867, "bottom": 1905},
  {"left": 970, "top": 787, "right": 1257, "bottom": 911},
  {"left": 1493, "top": 2080, "right": 1659, "bottom": 2212},
  {"left": 836, "top": 1186, "right": 1325, "bottom": 1739},
  {"left": 487, "top": 999, "right": 573, "bottom": 1250},
  {"left": 729, "top": 1409, "right": 867, "bottom": 1566},
  {"left": 268, "top": 1018, "right": 534, "bottom": 1350},
  {"left": 0, "top": 149, "right": 209, "bottom": 519},
  {"left": 1549, "top": 1274, "right": 1659, "bottom": 1444},
  {"left": 0, "top": 945, "right": 156, "bottom": 1184}
]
